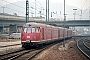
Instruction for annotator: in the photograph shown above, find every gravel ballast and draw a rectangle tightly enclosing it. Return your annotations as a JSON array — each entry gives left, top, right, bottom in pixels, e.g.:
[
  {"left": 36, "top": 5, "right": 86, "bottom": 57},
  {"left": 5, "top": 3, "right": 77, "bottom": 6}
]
[{"left": 32, "top": 39, "right": 88, "bottom": 60}]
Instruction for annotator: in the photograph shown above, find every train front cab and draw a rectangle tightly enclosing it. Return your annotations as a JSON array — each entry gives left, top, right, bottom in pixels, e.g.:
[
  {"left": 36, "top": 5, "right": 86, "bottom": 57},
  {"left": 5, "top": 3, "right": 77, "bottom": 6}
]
[{"left": 21, "top": 26, "right": 41, "bottom": 48}]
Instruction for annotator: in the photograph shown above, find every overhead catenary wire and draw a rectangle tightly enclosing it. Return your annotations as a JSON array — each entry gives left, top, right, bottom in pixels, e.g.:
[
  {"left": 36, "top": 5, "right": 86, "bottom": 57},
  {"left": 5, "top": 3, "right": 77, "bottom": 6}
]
[
  {"left": 29, "top": 0, "right": 45, "bottom": 11},
  {"left": 1, "top": 0, "right": 35, "bottom": 15},
  {"left": 81, "top": 0, "right": 90, "bottom": 14},
  {"left": 1, "top": 0, "right": 45, "bottom": 16},
  {"left": 0, "top": 5, "right": 25, "bottom": 14},
  {"left": 16, "top": 0, "right": 25, "bottom": 4},
  {"left": 32, "top": 0, "right": 44, "bottom": 9},
  {"left": 82, "top": 6, "right": 90, "bottom": 14},
  {"left": 29, "top": 0, "right": 45, "bottom": 16},
  {"left": 81, "top": 0, "right": 88, "bottom": 10},
  {"left": 0, "top": 5, "right": 34, "bottom": 15},
  {"left": 2, "top": 0, "right": 25, "bottom": 9},
  {"left": 2, "top": 0, "right": 34, "bottom": 11},
  {"left": 9, "top": 0, "right": 44, "bottom": 11},
  {"left": 37, "top": 1, "right": 45, "bottom": 10}
]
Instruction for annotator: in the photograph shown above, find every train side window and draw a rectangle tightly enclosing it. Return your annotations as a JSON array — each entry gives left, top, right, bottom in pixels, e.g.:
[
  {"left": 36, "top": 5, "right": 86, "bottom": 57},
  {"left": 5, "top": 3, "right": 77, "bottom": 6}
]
[
  {"left": 27, "top": 28, "right": 31, "bottom": 33},
  {"left": 36, "top": 27, "right": 40, "bottom": 32},
  {"left": 24, "top": 28, "right": 27, "bottom": 33},
  {"left": 32, "top": 28, "right": 35, "bottom": 33}
]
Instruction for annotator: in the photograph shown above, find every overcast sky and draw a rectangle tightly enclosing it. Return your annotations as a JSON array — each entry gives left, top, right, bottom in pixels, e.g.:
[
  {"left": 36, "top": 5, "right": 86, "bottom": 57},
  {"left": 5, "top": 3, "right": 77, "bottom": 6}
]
[{"left": 0, "top": 0, "right": 90, "bottom": 9}]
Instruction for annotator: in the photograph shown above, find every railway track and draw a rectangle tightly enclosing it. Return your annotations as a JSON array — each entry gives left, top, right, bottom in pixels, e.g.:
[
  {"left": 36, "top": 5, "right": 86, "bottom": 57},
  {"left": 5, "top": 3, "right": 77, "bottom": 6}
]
[
  {"left": 77, "top": 38, "right": 90, "bottom": 59},
  {"left": 0, "top": 48, "right": 34, "bottom": 60},
  {"left": 18, "top": 45, "right": 52, "bottom": 60},
  {"left": 0, "top": 41, "right": 58, "bottom": 60},
  {"left": 16, "top": 38, "right": 72, "bottom": 60},
  {"left": 16, "top": 41, "right": 61, "bottom": 60},
  {"left": 0, "top": 37, "right": 69, "bottom": 60},
  {"left": 0, "top": 44, "right": 21, "bottom": 48},
  {"left": 16, "top": 47, "right": 45, "bottom": 60},
  {"left": 0, "top": 48, "right": 24, "bottom": 56}
]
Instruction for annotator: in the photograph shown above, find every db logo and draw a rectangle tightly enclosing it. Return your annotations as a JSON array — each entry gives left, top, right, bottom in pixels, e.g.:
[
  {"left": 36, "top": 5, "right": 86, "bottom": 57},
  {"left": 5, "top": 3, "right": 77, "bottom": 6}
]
[{"left": 34, "top": 36, "right": 36, "bottom": 39}]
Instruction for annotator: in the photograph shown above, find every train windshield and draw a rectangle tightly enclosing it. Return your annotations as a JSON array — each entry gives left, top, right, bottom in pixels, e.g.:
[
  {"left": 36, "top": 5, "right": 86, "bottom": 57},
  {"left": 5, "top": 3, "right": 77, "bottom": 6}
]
[
  {"left": 24, "top": 28, "right": 27, "bottom": 33},
  {"left": 32, "top": 28, "right": 35, "bottom": 33},
  {"left": 36, "top": 27, "right": 40, "bottom": 32},
  {"left": 23, "top": 27, "right": 40, "bottom": 33},
  {"left": 27, "top": 28, "right": 31, "bottom": 32}
]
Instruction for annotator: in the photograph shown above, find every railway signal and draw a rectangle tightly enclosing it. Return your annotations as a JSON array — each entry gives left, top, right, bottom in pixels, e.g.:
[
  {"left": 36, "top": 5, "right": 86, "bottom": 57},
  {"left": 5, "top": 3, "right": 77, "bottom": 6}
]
[{"left": 26, "top": 0, "right": 29, "bottom": 23}]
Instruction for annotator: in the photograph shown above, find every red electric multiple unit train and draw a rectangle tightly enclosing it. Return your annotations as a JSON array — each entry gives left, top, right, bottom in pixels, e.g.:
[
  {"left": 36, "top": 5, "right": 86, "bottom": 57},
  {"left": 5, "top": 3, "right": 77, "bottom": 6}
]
[{"left": 21, "top": 22, "right": 72, "bottom": 48}]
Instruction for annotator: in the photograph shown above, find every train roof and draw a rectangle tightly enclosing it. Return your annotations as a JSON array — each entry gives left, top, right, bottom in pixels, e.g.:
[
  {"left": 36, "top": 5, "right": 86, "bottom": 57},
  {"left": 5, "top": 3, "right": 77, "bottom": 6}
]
[
  {"left": 23, "top": 22, "right": 72, "bottom": 31},
  {"left": 23, "top": 22, "right": 54, "bottom": 28}
]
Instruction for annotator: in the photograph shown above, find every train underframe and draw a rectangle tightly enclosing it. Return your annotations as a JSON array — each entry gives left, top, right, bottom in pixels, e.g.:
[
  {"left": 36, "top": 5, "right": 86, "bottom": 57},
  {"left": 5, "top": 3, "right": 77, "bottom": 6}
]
[{"left": 21, "top": 37, "right": 72, "bottom": 48}]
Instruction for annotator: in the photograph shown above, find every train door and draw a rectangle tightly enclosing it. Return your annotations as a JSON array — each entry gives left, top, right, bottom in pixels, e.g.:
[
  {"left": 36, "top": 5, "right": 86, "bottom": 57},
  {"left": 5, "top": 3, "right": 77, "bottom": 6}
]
[
  {"left": 21, "top": 27, "right": 27, "bottom": 41},
  {"left": 58, "top": 28, "right": 60, "bottom": 39},
  {"left": 67, "top": 30, "right": 68, "bottom": 37},
  {"left": 51, "top": 29, "right": 52, "bottom": 39},
  {"left": 40, "top": 27, "right": 44, "bottom": 40},
  {"left": 33, "top": 27, "right": 41, "bottom": 41}
]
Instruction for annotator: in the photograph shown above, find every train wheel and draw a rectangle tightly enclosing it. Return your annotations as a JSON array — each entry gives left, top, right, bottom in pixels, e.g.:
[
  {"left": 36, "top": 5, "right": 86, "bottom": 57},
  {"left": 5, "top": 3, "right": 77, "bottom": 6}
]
[
  {"left": 21, "top": 43, "right": 27, "bottom": 48},
  {"left": 22, "top": 44, "right": 25, "bottom": 48}
]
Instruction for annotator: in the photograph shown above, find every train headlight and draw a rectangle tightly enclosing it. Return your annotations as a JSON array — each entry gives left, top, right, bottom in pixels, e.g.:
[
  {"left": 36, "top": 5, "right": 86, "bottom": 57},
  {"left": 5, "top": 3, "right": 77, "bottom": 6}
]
[
  {"left": 26, "top": 40, "right": 30, "bottom": 43},
  {"left": 27, "top": 36, "right": 30, "bottom": 38}
]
